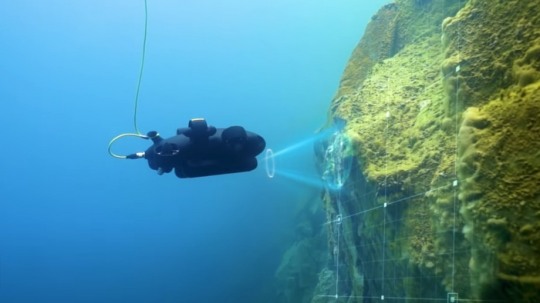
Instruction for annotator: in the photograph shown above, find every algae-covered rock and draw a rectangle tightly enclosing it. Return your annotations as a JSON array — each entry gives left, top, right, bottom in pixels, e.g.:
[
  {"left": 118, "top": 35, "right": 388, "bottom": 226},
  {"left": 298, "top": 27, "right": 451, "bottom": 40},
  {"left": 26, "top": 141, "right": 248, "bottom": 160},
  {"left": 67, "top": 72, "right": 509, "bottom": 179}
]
[
  {"left": 457, "top": 85, "right": 540, "bottom": 301},
  {"left": 332, "top": 3, "right": 399, "bottom": 102},
  {"left": 316, "top": 0, "right": 540, "bottom": 302},
  {"left": 446, "top": 0, "right": 540, "bottom": 300}
]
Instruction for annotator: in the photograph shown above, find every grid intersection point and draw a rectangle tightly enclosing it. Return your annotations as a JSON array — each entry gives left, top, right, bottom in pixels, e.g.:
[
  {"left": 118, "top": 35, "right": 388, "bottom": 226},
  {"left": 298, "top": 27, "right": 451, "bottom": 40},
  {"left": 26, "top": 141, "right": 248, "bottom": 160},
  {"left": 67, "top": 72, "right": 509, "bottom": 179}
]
[{"left": 447, "top": 292, "right": 458, "bottom": 302}]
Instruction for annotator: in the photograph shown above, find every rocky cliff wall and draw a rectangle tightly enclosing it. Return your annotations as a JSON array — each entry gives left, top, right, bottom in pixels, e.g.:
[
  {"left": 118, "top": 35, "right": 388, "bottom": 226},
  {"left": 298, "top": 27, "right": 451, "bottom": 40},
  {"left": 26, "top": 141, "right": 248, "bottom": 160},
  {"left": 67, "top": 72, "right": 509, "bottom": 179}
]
[{"left": 316, "top": 0, "right": 540, "bottom": 302}]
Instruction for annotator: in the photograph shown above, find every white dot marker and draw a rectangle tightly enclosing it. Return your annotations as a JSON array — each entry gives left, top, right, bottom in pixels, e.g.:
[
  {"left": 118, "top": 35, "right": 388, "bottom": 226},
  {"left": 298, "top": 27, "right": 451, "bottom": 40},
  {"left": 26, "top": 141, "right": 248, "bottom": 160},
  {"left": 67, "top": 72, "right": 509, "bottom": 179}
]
[{"left": 453, "top": 180, "right": 458, "bottom": 187}]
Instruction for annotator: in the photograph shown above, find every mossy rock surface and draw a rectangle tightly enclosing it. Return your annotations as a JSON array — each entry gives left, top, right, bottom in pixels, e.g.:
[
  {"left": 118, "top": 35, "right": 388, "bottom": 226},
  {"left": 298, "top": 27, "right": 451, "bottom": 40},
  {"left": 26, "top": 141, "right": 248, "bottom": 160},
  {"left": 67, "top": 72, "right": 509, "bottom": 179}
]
[
  {"left": 319, "top": 0, "right": 540, "bottom": 302},
  {"left": 448, "top": 0, "right": 540, "bottom": 300}
]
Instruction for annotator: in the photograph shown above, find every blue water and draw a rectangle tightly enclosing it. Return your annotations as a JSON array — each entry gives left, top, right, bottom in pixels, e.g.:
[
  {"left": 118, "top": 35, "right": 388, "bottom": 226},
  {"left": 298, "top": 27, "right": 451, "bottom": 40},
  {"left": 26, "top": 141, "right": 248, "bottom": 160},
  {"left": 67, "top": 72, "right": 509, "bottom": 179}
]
[{"left": 0, "top": 1, "right": 389, "bottom": 302}]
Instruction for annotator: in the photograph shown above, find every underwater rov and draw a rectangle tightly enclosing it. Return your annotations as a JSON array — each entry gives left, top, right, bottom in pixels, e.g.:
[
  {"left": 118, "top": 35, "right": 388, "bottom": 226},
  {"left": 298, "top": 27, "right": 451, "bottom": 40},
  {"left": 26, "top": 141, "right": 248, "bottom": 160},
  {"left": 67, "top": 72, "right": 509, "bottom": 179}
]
[
  {"left": 110, "top": 118, "right": 266, "bottom": 178},
  {"left": 107, "top": 1, "right": 267, "bottom": 179},
  {"left": 263, "top": 123, "right": 353, "bottom": 190}
]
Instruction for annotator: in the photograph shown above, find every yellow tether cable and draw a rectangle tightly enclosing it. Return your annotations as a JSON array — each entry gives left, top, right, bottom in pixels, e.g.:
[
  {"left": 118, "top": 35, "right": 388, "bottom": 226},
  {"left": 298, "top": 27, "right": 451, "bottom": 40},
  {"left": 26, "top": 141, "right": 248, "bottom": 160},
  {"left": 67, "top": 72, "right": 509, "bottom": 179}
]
[
  {"left": 108, "top": 0, "right": 150, "bottom": 159},
  {"left": 133, "top": 0, "right": 148, "bottom": 136}
]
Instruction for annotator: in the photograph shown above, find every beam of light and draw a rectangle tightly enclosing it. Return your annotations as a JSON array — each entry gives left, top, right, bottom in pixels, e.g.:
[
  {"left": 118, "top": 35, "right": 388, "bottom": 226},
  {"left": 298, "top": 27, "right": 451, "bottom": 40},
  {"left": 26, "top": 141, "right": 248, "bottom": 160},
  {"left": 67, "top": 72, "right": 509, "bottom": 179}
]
[
  {"left": 272, "top": 128, "right": 334, "bottom": 158},
  {"left": 275, "top": 169, "right": 326, "bottom": 189}
]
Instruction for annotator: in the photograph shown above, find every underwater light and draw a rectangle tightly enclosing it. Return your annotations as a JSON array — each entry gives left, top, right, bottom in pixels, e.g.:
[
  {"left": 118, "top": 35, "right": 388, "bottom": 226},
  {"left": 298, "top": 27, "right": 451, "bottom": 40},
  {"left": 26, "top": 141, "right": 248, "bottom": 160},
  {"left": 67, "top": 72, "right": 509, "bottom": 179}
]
[
  {"left": 264, "top": 145, "right": 325, "bottom": 187},
  {"left": 274, "top": 169, "right": 326, "bottom": 188},
  {"left": 264, "top": 131, "right": 330, "bottom": 180},
  {"left": 265, "top": 148, "right": 275, "bottom": 178},
  {"left": 272, "top": 129, "right": 334, "bottom": 158},
  {"left": 262, "top": 125, "right": 354, "bottom": 189}
]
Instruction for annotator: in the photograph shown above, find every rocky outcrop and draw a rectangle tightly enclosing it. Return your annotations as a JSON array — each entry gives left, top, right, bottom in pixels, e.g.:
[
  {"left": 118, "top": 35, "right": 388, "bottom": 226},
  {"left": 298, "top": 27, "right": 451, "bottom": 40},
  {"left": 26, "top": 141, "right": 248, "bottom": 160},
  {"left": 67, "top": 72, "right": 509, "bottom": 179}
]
[
  {"left": 444, "top": 0, "right": 540, "bottom": 300},
  {"left": 316, "top": 0, "right": 540, "bottom": 302}
]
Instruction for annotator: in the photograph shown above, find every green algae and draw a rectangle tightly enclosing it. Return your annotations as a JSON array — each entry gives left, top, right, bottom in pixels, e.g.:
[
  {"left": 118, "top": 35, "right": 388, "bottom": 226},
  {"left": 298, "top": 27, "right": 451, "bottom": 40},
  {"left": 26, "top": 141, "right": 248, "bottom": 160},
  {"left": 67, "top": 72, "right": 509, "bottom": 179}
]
[
  {"left": 447, "top": 0, "right": 540, "bottom": 300},
  {"left": 330, "top": 3, "right": 399, "bottom": 116},
  {"left": 318, "top": 0, "right": 540, "bottom": 302},
  {"left": 457, "top": 84, "right": 540, "bottom": 300},
  {"left": 273, "top": 0, "right": 540, "bottom": 302}
]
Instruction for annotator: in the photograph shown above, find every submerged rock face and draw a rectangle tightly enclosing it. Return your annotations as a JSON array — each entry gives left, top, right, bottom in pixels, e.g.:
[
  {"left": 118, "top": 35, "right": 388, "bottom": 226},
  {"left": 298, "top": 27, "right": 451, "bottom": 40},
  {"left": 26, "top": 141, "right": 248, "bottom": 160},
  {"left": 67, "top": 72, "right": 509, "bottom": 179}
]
[
  {"left": 316, "top": 0, "right": 540, "bottom": 302},
  {"left": 445, "top": 0, "right": 540, "bottom": 300}
]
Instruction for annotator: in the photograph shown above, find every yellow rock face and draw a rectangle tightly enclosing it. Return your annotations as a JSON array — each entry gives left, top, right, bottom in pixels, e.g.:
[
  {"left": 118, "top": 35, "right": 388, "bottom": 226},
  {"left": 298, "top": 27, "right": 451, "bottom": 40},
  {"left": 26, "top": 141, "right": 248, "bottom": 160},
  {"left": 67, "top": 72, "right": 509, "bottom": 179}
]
[{"left": 322, "top": 0, "right": 540, "bottom": 301}]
